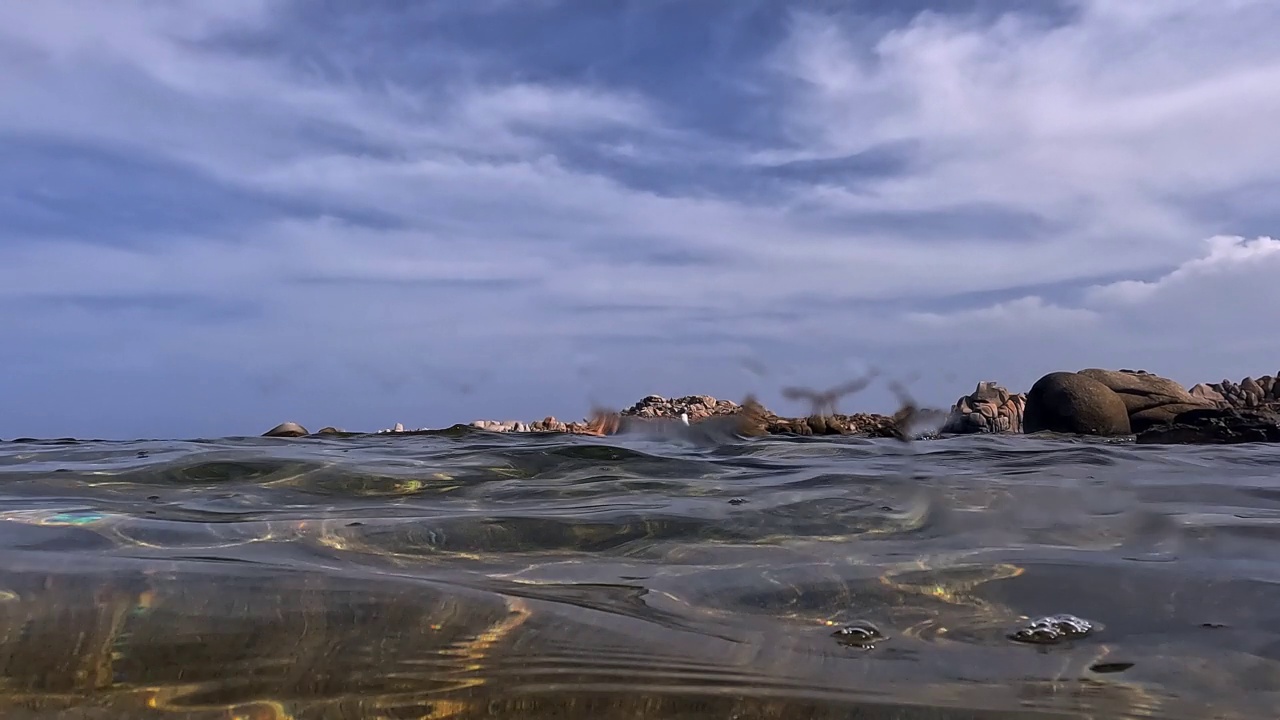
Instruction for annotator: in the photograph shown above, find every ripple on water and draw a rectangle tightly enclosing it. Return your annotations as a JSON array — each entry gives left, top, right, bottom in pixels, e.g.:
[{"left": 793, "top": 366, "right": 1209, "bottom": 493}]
[{"left": 1, "top": 433, "right": 1279, "bottom": 718}]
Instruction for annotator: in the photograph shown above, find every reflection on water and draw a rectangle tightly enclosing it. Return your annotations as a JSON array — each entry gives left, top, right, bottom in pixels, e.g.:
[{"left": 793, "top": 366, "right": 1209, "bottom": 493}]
[{"left": 2, "top": 430, "right": 1280, "bottom": 718}]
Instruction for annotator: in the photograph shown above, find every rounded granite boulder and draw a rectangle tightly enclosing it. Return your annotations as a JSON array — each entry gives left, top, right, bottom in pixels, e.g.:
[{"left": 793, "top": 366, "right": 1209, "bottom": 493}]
[
  {"left": 1023, "top": 372, "right": 1132, "bottom": 436},
  {"left": 1075, "top": 368, "right": 1213, "bottom": 433}
]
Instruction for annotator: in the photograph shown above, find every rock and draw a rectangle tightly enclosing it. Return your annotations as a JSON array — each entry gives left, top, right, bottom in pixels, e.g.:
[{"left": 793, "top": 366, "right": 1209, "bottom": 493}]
[
  {"left": 1136, "top": 408, "right": 1280, "bottom": 445},
  {"left": 530, "top": 416, "right": 568, "bottom": 432},
  {"left": 1241, "top": 377, "right": 1266, "bottom": 406},
  {"left": 1075, "top": 368, "right": 1214, "bottom": 432},
  {"left": 316, "top": 426, "right": 345, "bottom": 435},
  {"left": 468, "top": 419, "right": 534, "bottom": 433},
  {"left": 1191, "top": 372, "right": 1280, "bottom": 410},
  {"left": 942, "top": 381, "right": 1027, "bottom": 434},
  {"left": 1188, "top": 383, "right": 1227, "bottom": 406},
  {"left": 1023, "top": 372, "right": 1132, "bottom": 436},
  {"left": 763, "top": 410, "right": 897, "bottom": 437},
  {"left": 622, "top": 394, "right": 741, "bottom": 421},
  {"left": 263, "top": 422, "right": 308, "bottom": 438},
  {"left": 575, "top": 394, "right": 898, "bottom": 439}
]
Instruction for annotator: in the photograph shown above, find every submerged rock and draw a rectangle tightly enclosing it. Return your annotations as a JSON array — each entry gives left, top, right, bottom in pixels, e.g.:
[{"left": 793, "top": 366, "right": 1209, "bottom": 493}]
[
  {"left": 263, "top": 422, "right": 308, "bottom": 438},
  {"left": 1135, "top": 407, "right": 1280, "bottom": 445}
]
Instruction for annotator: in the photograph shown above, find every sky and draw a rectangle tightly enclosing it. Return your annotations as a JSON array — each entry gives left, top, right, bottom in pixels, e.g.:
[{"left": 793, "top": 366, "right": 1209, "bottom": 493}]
[{"left": 3, "top": 0, "right": 1280, "bottom": 439}]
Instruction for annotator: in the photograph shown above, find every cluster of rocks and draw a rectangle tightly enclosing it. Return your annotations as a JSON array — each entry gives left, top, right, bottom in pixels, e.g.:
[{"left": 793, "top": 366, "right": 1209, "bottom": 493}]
[
  {"left": 622, "top": 394, "right": 743, "bottom": 421},
  {"left": 616, "top": 393, "right": 900, "bottom": 437},
  {"left": 761, "top": 410, "right": 900, "bottom": 437},
  {"left": 261, "top": 370, "right": 1280, "bottom": 445},
  {"left": 470, "top": 417, "right": 604, "bottom": 434},
  {"left": 1021, "top": 368, "right": 1280, "bottom": 444},
  {"left": 1189, "top": 374, "right": 1280, "bottom": 409},
  {"left": 942, "top": 382, "right": 1027, "bottom": 434},
  {"left": 262, "top": 393, "right": 908, "bottom": 441}
]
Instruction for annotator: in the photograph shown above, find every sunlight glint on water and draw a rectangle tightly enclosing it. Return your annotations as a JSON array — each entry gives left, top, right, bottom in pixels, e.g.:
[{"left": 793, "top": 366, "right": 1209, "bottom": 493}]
[{"left": 0, "top": 429, "right": 1279, "bottom": 719}]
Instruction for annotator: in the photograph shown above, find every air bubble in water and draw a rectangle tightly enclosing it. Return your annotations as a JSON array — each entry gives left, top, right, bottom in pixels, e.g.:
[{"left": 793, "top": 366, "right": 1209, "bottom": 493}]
[
  {"left": 1009, "top": 613, "right": 1096, "bottom": 645},
  {"left": 831, "top": 620, "right": 885, "bottom": 648}
]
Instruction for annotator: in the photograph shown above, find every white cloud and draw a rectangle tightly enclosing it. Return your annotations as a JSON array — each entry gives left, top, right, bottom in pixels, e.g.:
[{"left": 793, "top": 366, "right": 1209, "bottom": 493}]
[
  {"left": 905, "top": 296, "right": 1099, "bottom": 333},
  {"left": 1084, "top": 235, "right": 1280, "bottom": 306},
  {"left": 767, "top": 1, "right": 1280, "bottom": 266},
  {"left": 897, "top": 235, "right": 1280, "bottom": 394}
]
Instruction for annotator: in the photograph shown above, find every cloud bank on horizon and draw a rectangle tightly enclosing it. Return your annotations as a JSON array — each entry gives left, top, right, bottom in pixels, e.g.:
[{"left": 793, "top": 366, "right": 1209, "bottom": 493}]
[{"left": 2, "top": 0, "right": 1279, "bottom": 439}]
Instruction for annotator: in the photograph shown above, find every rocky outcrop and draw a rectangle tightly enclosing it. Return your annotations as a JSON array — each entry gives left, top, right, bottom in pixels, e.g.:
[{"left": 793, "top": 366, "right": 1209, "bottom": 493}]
[
  {"left": 621, "top": 394, "right": 742, "bottom": 420},
  {"left": 1075, "top": 368, "right": 1213, "bottom": 432},
  {"left": 1136, "top": 407, "right": 1280, "bottom": 445},
  {"left": 1023, "top": 369, "right": 1221, "bottom": 436},
  {"left": 470, "top": 419, "right": 533, "bottom": 433},
  {"left": 1191, "top": 373, "right": 1280, "bottom": 409},
  {"left": 530, "top": 416, "right": 570, "bottom": 433},
  {"left": 263, "top": 422, "right": 308, "bottom": 438},
  {"left": 569, "top": 394, "right": 900, "bottom": 439},
  {"left": 1023, "top": 372, "right": 1133, "bottom": 436},
  {"left": 942, "top": 382, "right": 1026, "bottom": 434},
  {"left": 762, "top": 412, "right": 899, "bottom": 437},
  {"left": 252, "top": 374, "right": 1280, "bottom": 440}
]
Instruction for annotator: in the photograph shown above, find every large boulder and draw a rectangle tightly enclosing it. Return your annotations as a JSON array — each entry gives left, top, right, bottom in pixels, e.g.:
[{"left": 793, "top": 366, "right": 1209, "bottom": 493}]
[
  {"left": 1136, "top": 408, "right": 1280, "bottom": 445},
  {"left": 1022, "top": 372, "right": 1132, "bottom": 436},
  {"left": 942, "top": 381, "right": 1026, "bottom": 434},
  {"left": 1075, "top": 368, "right": 1213, "bottom": 432}
]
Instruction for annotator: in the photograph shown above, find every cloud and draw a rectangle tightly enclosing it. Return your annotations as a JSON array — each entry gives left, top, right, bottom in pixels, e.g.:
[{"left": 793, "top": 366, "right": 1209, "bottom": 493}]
[
  {"left": 765, "top": 0, "right": 1280, "bottom": 261},
  {"left": 1084, "top": 235, "right": 1280, "bottom": 307},
  {"left": 905, "top": 296, "right": 1099, "bottom": 333},
  {"left": 903, "top": 236, "right": 1280, "bottom": 392},
  {"left": 1, "top": 0, "right": 1279, "bottom": 438}
]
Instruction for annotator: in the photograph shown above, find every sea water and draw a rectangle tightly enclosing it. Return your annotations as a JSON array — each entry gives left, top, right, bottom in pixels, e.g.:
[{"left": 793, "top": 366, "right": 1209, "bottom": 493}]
[{"left": 1, "top": 428, "right": 1279, "bottom": 719}]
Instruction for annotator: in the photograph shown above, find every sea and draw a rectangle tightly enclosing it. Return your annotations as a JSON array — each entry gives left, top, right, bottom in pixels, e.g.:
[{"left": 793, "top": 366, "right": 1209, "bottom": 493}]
[{"left": 1, "top": 424, "right": 1279, "bottom": 719}]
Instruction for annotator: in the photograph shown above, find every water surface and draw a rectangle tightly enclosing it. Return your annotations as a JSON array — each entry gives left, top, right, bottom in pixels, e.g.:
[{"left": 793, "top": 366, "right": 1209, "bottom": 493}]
[{"left": 1, "top": 428, "right": 1279, "bottom": 719}]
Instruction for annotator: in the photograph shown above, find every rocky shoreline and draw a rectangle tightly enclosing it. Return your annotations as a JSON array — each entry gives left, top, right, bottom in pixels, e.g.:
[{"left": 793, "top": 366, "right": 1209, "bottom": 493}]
[{"left": 261, "top": 369, "right": 1280, "bottom": 445}]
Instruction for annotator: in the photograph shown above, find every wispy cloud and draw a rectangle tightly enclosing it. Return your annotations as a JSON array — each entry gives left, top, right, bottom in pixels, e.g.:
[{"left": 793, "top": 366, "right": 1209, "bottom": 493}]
[{"left": 1, "top": 0, "right": 1279, "bottom": 438}]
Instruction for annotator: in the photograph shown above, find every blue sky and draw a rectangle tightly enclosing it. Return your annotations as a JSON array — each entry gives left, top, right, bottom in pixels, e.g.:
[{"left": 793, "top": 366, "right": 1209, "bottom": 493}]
[{"left": 3, "top": 0, "right": 1280, "bottom": 439}]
